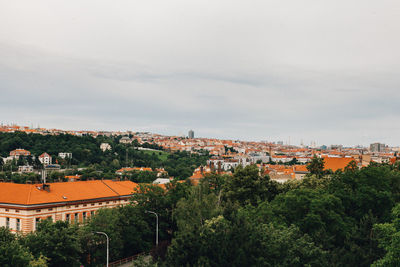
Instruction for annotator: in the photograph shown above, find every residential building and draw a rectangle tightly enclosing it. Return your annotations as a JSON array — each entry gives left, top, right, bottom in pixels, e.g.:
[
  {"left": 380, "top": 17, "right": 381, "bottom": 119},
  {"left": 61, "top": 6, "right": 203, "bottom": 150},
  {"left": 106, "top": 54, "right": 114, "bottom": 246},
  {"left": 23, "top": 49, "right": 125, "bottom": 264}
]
[
  {"left": 10, "top": 149, "right": 31, "bottom": 159},
  {"left": 18, "top": 165, "right": 34, "bottom": 173},
  {"left": 39, "top": 153, "right": 52, "bottom": 165},
  {"left": 153, "top": 178, "right": 171, "bottom": 185},
  {"left": 0, "top": 180, "right": 138, "bottom": 233},
  {"left": 119, "top": 137, "right": 132, "bottom": 144},
  {"left": 100, "top": 143, "right": 112, "bottom": 152},
  {"left": 58, "top": 152, "right": 72, "bottom": 159}
]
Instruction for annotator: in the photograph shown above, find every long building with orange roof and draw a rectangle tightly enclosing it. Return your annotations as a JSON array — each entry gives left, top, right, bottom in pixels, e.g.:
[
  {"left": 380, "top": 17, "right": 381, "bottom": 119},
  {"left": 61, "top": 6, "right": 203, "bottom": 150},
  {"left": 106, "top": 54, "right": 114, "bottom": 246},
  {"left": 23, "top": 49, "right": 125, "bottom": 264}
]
[{"left": 0, "top": 180, "right": 138, "bottom": 233}]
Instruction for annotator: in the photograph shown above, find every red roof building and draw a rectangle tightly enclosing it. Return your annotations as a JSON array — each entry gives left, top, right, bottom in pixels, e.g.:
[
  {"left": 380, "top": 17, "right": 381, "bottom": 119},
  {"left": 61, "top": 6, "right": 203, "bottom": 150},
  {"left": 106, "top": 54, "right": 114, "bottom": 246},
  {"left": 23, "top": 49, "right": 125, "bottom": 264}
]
[{"left": 0, "top": 180, "right": 138, "bottom": 233}]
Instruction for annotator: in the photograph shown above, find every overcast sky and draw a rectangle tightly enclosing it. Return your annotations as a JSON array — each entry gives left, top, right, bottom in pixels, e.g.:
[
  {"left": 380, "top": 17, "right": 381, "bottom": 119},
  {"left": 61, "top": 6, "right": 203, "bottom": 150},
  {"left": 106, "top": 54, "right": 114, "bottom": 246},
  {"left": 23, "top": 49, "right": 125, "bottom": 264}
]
[{"left": 1, "top": 1, "right": 400, "bottom": 146}]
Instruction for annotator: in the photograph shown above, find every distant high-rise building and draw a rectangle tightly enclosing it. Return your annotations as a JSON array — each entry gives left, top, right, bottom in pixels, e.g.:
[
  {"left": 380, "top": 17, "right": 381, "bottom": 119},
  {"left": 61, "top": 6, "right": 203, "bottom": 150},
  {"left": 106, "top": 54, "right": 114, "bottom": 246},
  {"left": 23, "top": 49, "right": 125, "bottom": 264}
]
[
  {"left": 188, "top": 130, "right": 194, "bottom": 139},
  {"left": 370, "top": 143, "right": 384, "bottom": 152}
]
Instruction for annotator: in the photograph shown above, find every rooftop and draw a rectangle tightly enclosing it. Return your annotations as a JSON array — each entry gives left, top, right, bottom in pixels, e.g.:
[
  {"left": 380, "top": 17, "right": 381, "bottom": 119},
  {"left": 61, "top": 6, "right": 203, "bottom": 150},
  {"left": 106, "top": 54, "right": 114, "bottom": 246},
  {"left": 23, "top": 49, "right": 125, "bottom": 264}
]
[{"left": 0, "top": 180, "right": 138, "bottom": 206}]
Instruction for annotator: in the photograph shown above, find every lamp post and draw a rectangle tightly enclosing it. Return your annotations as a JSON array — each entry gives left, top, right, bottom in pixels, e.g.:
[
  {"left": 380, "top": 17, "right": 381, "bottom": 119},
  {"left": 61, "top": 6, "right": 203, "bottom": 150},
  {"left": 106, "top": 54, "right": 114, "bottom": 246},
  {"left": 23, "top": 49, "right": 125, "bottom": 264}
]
[
  {"left": 94, "top": 231, "right": 109, "bottom": 267},
  {"left": 145, "top": 210, "right": 158, "bottom": 246}
]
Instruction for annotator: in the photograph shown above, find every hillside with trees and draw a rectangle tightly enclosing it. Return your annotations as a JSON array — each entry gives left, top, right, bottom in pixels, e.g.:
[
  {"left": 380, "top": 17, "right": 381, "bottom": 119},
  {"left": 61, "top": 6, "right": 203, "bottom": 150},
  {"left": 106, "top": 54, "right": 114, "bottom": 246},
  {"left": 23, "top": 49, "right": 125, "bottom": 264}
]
[{"left": 0, "top": 132, "right": 208, "bottom": 183}]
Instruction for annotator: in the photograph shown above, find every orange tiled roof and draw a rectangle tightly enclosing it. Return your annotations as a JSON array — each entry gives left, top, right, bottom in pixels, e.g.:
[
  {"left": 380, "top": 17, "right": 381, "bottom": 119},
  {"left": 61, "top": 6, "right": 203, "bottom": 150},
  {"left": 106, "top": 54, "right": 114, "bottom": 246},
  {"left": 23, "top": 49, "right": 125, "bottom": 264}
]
[
  {"left": 0, "top": 180, "right": 138, "bottom": 206},
  {"left": 322, "top": 157, "right": 354, "bottom": 172},
  {"left": 294, "top": 165, "right": 308, "bottom": 172}
]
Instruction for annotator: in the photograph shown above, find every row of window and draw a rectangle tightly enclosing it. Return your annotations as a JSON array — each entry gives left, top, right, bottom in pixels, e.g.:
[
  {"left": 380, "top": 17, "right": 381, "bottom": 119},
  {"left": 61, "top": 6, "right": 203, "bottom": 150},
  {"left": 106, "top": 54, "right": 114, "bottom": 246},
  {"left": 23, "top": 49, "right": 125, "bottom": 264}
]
[
  {"left": 2, "top": 209, "right": 19, "bottom": 213},
  {"left": 65, "top": 211, "right": 95, "bottom": 223},
  {"left": 2, "top": 199, "right": 129, "bottom": 214},
  {"left": 33, "top": 211, "right": 96, "bottom": 229},
  {"left": 65, "top": 201, "right": 114, "bottom": 209},
  {"left": 4, "top": 217, "right": 21, "bottom": 231},
  {"left": 36, "top": 208, "right": 53, "bottom": 212},
  {"left": 2, "top": 201, "right": 129, "bottom": 232},
  {"left": 3, "top": 211, "right": 97, "bottom": 232}
]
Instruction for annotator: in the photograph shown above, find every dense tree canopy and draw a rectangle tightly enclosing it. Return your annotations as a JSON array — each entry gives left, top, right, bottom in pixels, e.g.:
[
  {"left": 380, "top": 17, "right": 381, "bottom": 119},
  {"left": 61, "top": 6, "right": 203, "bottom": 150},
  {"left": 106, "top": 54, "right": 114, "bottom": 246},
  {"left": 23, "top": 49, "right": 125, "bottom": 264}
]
[{"left": 3, "top": 162, "right": 400, "bottom": 266}]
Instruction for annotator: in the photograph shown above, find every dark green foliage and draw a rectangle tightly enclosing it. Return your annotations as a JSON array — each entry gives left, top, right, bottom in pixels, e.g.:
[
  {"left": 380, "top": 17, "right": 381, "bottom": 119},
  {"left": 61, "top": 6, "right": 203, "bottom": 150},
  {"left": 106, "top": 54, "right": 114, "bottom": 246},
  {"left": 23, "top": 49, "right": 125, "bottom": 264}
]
[
  {"left": 372, "top": 204, "right": 400, "bottom": 266},
  {"left": 328, "top": 165, "right": 400, "bottom": 222},
  {"left": 131, "top": 182, "right": 191, "bottom": 241},
  {"left": 122, "top": 170, "right": 159, "bottom": 183},
  {"left": 223, "top": 165, "right": 280, "bottom": 206},
  {"left": 166, "top": 213, "right": 327, "bottom": 267},
  {"left": 265, "top": 188, "right": 350, "bottom": 250},
  {"left": 22, "top": 219, "right": 81, "bottom": 267},
  {"left": 3, "top": 162, "right": 400, "bottom": 266},
  {"left": 306, "top": 155, "right": 325, "bottom": 178},
  {"left": 0, "top": 227, "right": 37, "bottom": 267},
  {"left": 166, "top": 163, "right": 400, "bottom": 266}
]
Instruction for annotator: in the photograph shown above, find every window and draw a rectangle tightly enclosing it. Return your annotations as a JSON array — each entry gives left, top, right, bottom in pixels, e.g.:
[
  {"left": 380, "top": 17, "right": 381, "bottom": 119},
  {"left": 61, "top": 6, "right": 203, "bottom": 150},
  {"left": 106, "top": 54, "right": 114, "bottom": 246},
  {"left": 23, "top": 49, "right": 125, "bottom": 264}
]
[
  {"left": 83, "top": 212, "right": 87, "bottom": 222},
  {"left": 15, "top": 210, "right": 19, "bottom": 213},
  {"left": 47, "top": 216, "right": 52, "bottom": 221},
  {"left": 36, "top": 209, "right": 41, "bottom": 213},
  {"left": 98, "top": 202, "right": 102, "bottom": 205},
  {"left": 6, "top": 217, "right": 10, "bottom": 228},
  {"left": 91, "top": 203, "right": 95, "bottom": 206},
  {"left": 106, "top": 201, "right": 109, "bottom": 204},
  {"left": 48, "top": 208, "right": 53, "bottom": 211},
  {"left": 35, "top": 218, "right": 40, "bottom": 229},
  {"left": 83, "top": 204, "right": 87, "bottom": 207},
  {"left": 66, "top": 214, "right": 70, "bottom": 222},
  {"left": 75, "top": 205, "right": 79, "bottom": 208},
  {"left": 90, "top": 211, "right": 95, "bottom": 217},
  {"left": 5, "top": 209, "right": 9, "bottom": 212},
  {"left": 74, "top": 213, "right": 79, "bottom": 223},
  {"left": 16, "top": 218, "right": 20, "bottom": 231}
]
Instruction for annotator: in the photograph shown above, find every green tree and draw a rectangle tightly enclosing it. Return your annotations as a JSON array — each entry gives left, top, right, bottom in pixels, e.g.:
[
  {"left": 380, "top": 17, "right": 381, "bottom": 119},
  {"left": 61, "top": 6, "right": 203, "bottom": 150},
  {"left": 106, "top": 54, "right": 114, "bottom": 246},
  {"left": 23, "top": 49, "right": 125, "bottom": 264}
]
[
  {"left": 372, "top": 204, "right": 400, "bottom": 266},
  {"left": 166, "top": 213, "right": 327, "bottom": 267},
  {"left": 223, "top": 165, "right": 280, "bottom": 206},
  {"left": 306, "top": 155, "right": 325, "bottom": 178},
  {"left": 0, "top": 227, "right": 43, "bottom": 267},
  {"left": 258, "top": 187, "right": 351, "bottom": 259},
  {"left": 82, "top": 208, "right": 123, "bottom": 264},
  {"left": 174, "top": 183, "right": 222, "bottom": 233},
  {"left": 22, "top": 219, "right": 81, "bottom": 267},
  {"left": 131, "top": 182, "right": 190, "bottom": 243}
]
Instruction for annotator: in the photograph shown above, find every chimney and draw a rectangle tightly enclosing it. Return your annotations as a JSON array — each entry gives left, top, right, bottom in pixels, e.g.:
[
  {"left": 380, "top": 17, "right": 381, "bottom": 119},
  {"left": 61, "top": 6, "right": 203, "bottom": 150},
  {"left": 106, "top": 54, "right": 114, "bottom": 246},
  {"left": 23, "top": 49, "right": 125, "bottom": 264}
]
[{"left": 42, "top": 183, "right": 50, "bottom": 192}]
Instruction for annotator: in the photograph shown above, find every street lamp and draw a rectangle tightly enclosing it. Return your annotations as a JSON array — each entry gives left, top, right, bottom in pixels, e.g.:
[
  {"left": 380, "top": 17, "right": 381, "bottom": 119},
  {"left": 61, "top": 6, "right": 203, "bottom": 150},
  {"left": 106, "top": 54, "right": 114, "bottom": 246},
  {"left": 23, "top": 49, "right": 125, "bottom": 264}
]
[
  {"left": 145, "top": 210, "right": 159, "bottom": 246},
  {"left": 94, "top": 231, "right": 109, "bottom": 267}
]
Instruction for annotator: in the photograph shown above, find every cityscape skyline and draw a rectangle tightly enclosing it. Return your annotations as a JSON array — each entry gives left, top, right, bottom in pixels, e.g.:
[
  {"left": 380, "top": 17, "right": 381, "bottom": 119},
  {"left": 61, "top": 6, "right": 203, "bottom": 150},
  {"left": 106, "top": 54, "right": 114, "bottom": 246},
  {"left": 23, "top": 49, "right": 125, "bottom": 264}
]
[
  {"left": 0, "top": 121, "right": 393, "bottom": 148},
  {"left": 1, "top": 1, "right": 400, "bottom": 266}
]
